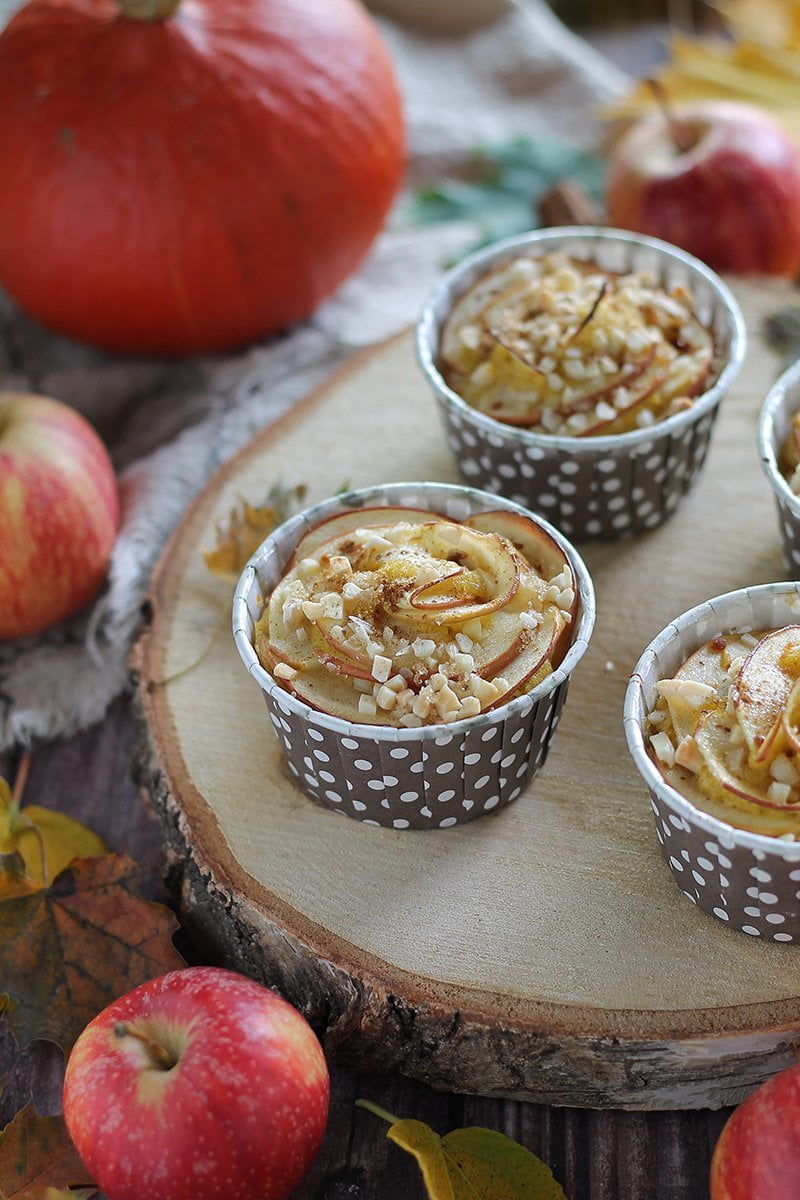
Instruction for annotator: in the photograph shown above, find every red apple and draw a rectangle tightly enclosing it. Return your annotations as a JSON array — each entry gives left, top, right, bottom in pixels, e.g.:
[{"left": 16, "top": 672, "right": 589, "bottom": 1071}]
[
  {"left": 0, "top": 392, "right": 119, "bottom": 639},
  {"left": 62, "top": 966, "right": 330, "bottom": 1200},
  {"left": 606, "top": 100, "right": 800, "bottom": 276},
  {"left": 710, "top": 1062, "right": 800, "bottom": 1199}
]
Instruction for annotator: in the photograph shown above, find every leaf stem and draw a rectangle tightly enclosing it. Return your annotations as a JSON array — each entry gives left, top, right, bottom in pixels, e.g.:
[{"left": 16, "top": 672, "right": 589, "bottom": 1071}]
[
  {"left": 12, "top": 751, "right": 31, "bottom": 807},
  {"left": 355, "top": 1098, "right": 401, "bottom": 1126},
  {"left": 11, "top": 752, "right": 48, "bottom": 883}
]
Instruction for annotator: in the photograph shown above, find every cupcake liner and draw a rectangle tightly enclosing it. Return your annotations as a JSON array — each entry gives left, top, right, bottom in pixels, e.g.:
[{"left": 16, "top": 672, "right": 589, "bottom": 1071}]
[
  {"left": 758, "top": 359, "right": 800, "bottom": 573},
  {"left": 233, "top": 482, "right": 595, "bottom": 830},
  {"left": 624, "top": 582, "right": 800, "bottom": 941},
  {"left": 417, "top": 227, "right": 746, "bottom": 542}
]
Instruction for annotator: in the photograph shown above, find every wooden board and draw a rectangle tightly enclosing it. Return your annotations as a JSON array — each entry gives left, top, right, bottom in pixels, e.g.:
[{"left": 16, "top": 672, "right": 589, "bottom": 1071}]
[{"left": 134, "top": 279, "right": 800, "bottom": 1111}]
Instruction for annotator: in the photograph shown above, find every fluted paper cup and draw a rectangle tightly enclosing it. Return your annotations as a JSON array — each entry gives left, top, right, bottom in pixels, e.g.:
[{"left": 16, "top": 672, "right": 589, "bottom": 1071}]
[
  {"left": 624, "top": 583, "right": 800, "bottom": 941},
  {"left": 417, "top": 227, "right": 746, "bottom": 542},
  {"left": 233, "top": 482, "right": 595, "bottom": 830},
  {"left": 759, "top": 359, "right": 800, "bottom": 573}
]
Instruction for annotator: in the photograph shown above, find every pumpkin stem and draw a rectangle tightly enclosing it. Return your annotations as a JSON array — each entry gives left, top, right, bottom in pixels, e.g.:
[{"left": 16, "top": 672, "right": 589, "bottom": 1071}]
[{"left": 115, "top": 0, "right": 181, "bottom": 20}]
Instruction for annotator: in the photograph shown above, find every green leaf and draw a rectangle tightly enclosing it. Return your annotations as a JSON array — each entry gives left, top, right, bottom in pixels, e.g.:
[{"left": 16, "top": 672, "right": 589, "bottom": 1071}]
[
  {"left": 398, "top": 135, "right": 605, "bottom": 251},
  {"left": 358, "top": 1101, "right": 569, "bottom": 1200}
]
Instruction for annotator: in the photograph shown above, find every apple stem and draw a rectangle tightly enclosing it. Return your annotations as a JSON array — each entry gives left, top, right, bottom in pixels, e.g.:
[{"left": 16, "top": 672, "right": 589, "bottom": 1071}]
[
  {"left": 114, "top": 1022, "right": 178, "bottom": 1070},
  {"left": 355, "top": 1099, "right": 402, "bottom": 1126},
  {"left": 647, "top": 77, "right": 695, "bottom": 154}
]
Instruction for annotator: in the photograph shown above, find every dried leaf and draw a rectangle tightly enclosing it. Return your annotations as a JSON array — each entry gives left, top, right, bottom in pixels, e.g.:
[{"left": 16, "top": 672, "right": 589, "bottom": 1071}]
[
  {"left": 605, "top": 1, "right": 800, "bottom": 145},
  {"left": 0, "top": 853, "right": 184, "bottom": 1052},
  {"left": 358, "top": 1102, "right": 568, "bottom": 1200},
  {"left": 0, "top": 1104, "right": 94, "bottom": 1200},
  {"left": 0, "top": 779, "right": 106, "bottom": 889},
  {"left": 203, "top": 483, "right": 306, "bottom": 578}
]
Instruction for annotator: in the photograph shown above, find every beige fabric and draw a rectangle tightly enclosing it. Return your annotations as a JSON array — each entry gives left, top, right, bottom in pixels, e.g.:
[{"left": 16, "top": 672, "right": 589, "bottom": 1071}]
[{"left": 0, "top": 0, "right": 627, "bottom": 748}]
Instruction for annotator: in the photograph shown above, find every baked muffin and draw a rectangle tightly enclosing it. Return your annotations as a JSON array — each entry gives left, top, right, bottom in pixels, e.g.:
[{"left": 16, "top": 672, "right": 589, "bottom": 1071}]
[
  {"left": 233, "top": 482, "right": 595, "bottom": 829},
  {"left": 626, "top": 583, "right": 800, "bottom": 941},
  {"left": 418, "top": 227, "right": 746, "bottom": 541}
]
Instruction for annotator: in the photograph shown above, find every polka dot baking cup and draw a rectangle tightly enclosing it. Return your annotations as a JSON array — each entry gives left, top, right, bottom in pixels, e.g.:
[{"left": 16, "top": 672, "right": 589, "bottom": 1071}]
[
  {"left": 417, "top": 227, "right": 746, "bottom": 542},
  {"left": 759, "top": 358, "right": 800, "bottom": 574},
  {"left": 624, "top": 583, "right": 800, "bottom": 941},
  {"left": 233, "top": 482, "right": 595, "bottom": 830}
]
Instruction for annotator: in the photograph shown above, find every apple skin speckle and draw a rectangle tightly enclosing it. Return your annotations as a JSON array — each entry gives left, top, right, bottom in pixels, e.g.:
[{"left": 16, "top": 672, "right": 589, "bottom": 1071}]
[{"left": 62, "top": 966, "right": 330, "bottom": 1200}]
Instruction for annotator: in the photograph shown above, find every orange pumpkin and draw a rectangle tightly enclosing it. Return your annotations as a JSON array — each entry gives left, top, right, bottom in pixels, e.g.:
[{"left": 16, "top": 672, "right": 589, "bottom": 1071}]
[{"left": 0, "top": 0, "right": 406, "bottom": 355}]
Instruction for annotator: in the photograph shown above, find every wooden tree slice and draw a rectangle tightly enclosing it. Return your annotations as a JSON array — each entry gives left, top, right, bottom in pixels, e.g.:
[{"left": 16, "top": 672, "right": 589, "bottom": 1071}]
[{"left": 134, "top": 279, "right": 800, "bottom": 1110}]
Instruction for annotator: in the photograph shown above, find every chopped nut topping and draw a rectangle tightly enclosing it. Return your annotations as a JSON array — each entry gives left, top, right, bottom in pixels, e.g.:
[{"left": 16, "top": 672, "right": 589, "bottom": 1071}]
[
  {"left": 259, "top": 508, "right": 574, "bottom": 727},
  {"left": 440, "top": 251, "right": 716, "bottom": 438}
]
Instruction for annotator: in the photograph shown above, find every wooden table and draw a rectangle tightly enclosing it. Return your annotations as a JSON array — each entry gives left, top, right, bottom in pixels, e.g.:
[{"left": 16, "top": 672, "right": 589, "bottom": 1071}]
[{"left": 0, "top": 700, "right": 730, "bottom": 1200}]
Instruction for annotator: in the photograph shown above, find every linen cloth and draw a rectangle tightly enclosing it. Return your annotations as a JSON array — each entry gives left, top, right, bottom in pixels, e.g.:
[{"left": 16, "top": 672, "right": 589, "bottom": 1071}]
[{"left": 0, "top": 0, "right": 628, "bottom": 749}]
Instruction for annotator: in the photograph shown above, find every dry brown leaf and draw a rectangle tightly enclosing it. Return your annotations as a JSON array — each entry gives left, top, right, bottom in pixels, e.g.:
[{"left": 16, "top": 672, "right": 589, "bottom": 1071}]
[
  {"left": 203, "top": 483, "right": 306, "bottom": 578},
  {"left": 0, "top": 1104, "right": 94, "bottom": 1200},
  {"left": 0, "top": 853, "right": 184, "bottom": 1052}
]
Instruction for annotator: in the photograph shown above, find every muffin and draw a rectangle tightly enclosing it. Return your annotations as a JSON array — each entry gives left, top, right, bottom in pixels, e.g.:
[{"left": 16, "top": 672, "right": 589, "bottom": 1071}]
[
  {"left": 233, "top": 482, "right": 595, "bottom": 829},
  {"left": 759, "top": 359, "right": 800, "bottom": 574},
  {"left": 418, "top": 227, "right": 746, "bottom": 541},
  {"left": 625, "top": 583, "right": 800, "bottom": 940}
]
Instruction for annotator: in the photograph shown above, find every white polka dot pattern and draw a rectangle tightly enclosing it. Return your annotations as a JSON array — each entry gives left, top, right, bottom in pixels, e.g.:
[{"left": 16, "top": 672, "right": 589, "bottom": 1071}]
[
  {"left": 774, "top": 494, "right": 800, "bottom": 576},
  {"left": 261, "top": 678, "right": 571, "bottom": 829},
  {"left": 438, "top": 401, "right": 719, "bottom": 542},
  {"left": 649, "top": 788, "right": 800, "bottom": 941}
]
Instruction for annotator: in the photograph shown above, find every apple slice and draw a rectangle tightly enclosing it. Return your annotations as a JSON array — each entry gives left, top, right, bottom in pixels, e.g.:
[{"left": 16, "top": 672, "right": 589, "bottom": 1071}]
[
  {"left": 553, "top": 347, "right": 657, "bottom": 420},
  {"left": 695, "top": 710, "right": 786, "bottom": 811},
  {"left": 734, "top": 625, "right": 800, "bottom": 765},
  {"left": 401, "top": 525, "right": 521, "bottom": 624},
  {"left": 484, "top": 607, "right": 564, "bottom": 708},
  {"left": 440, "top": 262, "right": 541, "bottom": 366},
  {"left": 305, "top": 622, "right": 373, "bottom": 680},
  {"left": 783, "top": 675, "right": 800, "bottom": 754},
  {"left": 274, "top": 667, "right": 384, "bottom": 726},
  {"left": 463, "top": 510, "right": 573, "bottom": 600},
  {"left": 289, "top": 507, "right": 453, "bottom": 567},
  {"left": 408, "top": 565, "right": 479, "bottom": 610}
]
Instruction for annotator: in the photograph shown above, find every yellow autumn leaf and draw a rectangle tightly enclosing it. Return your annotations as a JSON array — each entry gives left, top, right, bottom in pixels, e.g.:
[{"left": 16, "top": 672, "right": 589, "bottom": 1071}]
[
  {"left": 719, "top": 0, "right": 800, "bottom": 47},
  {"left": 0, "top": 777, "right": 106, "bottom": 888},
  {"left": 358, "top": 1102, "right": 568, "bottom": 1200},
  {"left": 604, "top": 0, "right": 800, "bottom": 146}
]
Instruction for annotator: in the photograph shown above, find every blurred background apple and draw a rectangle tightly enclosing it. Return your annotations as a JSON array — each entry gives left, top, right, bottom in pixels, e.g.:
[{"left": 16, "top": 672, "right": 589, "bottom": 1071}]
[
  {"left": 606, "top": 99, "right": 800, "bottom": 276},
  {"left": 0, "top": 392, "right": 119, "bottom": 639}
]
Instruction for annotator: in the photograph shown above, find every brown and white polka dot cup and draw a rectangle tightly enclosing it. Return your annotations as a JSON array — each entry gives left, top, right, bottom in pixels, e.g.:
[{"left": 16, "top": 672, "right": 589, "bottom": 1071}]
[
  {"left": 624, "top": 582, "right": 800, "bottom": 942},
  {"left": 233, "top": 482, "right": 595, "bottom": 830},
  {"left": 417, "top": 227, "right": 746, "bottom": 542},
  {"left": 759, "top": 358, "right": 800, "bottom": 574}
]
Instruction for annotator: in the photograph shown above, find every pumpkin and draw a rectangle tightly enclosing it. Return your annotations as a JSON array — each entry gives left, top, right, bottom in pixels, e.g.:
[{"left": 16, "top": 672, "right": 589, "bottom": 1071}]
[{"left": 0, "top": 0, "right": 406, "bottom": 355}]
